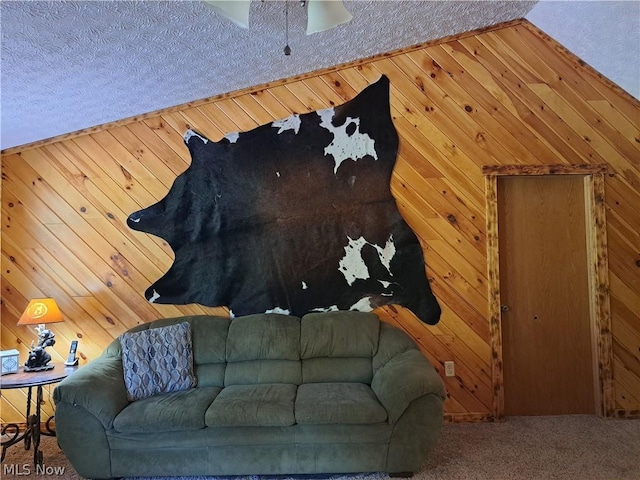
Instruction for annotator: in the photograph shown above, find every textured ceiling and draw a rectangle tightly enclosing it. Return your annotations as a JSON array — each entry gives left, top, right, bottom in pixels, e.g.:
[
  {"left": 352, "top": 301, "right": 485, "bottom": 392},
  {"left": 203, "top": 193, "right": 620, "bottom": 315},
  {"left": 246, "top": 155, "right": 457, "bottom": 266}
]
[{"left": 1, "top": 0, "right": 539, "bottom": 150}]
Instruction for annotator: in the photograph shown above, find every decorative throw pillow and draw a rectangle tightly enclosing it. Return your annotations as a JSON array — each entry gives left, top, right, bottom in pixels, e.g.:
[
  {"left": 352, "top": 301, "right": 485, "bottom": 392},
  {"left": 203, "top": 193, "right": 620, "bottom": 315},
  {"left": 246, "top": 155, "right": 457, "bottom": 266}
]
[{"left": 120, "top": 322, "right": 197, "bottom": 401}]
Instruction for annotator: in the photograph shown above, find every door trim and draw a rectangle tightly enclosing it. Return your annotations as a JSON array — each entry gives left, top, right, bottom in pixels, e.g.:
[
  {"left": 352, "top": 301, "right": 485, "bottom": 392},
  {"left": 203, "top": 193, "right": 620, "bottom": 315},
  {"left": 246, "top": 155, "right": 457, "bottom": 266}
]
[{"left": 482, "top": 164, "right": 613, "bottom": 419}]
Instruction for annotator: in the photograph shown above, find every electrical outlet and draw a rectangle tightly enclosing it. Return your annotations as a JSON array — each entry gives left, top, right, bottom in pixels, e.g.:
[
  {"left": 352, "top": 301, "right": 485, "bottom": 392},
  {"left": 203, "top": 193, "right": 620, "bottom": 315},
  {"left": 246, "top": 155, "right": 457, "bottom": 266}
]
[{"left": 444, "top": 361, "right": 455, "bottom": 377}]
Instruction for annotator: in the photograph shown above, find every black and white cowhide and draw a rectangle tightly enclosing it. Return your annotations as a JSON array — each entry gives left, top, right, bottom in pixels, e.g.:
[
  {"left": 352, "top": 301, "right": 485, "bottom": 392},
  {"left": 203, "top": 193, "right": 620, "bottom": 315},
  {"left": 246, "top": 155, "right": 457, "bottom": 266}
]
[{"left": 128, "top": 75, "right": 441, "bottom": 324}]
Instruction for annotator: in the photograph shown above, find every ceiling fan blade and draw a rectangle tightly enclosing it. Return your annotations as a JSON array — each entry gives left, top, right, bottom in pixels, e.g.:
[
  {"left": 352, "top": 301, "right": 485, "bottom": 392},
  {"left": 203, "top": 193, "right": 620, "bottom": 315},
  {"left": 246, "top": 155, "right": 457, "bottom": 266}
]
[
  {"left": 203, "top": 0, "right": 251, "bottom": 29},
  {"left": 306, "top": 0, "right": 353, "bottom": 35}
]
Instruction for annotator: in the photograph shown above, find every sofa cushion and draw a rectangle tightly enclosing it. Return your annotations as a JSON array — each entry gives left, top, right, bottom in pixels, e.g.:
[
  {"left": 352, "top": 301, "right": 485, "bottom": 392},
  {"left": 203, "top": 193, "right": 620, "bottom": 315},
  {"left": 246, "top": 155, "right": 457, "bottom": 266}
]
[
  {"left": 302, "top": 358, "right": 373, "bottom": 384},
  {"left": 206, "top": 384, "right": 297, "bottom": 427},
  {"left": 225, "top": 314, "right": 301, "bottom": 386},
  {"left": 225, "top": 360, "right": 302, "bottom": 385},
  {"left": 113, "top": 387, "right": 221, "bottom": 433},
  {"left": 120, "top": 322, "right": 197, "bottom": 401},
  {"left": 372, "top": 322, "right": 418, "bottom": 374},
  {"left": 300, "top": 311, "right": 379, "bottom": 359},
  {"left": 190, "top": 316, "right": 231, "bottom": 365},
  {"left": 295, "top": 383, "right": 387, "bottom": 425},
  {"left": 226, "top": 314, "right": 300, "bottom": 361},
  {"left": 300, "top": 312, "right": 379, "bottom": 383}
]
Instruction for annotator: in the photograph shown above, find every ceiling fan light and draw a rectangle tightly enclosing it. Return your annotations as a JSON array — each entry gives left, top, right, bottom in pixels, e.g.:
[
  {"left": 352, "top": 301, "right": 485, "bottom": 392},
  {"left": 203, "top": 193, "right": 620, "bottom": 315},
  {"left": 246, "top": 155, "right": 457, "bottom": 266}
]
[
  {"left": 204, "top": 0, "right": 251, "bottom": 29},
  {"left": 306, "top": 0, "right": 353, "bottom": 35}
]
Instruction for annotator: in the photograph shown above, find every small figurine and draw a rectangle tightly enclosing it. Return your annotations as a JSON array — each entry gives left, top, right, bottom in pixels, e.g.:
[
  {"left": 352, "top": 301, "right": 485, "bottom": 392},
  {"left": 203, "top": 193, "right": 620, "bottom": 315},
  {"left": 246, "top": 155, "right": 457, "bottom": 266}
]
[{"left": 24, "top": 326, "right": 56, "bottom": 371}]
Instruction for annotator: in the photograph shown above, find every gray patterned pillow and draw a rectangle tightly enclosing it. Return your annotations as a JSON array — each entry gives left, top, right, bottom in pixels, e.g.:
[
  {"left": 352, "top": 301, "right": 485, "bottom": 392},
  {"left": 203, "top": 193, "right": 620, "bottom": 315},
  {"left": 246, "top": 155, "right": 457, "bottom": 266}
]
[{"left": 120, "top": 322, "right": 197, "bottom": 401}]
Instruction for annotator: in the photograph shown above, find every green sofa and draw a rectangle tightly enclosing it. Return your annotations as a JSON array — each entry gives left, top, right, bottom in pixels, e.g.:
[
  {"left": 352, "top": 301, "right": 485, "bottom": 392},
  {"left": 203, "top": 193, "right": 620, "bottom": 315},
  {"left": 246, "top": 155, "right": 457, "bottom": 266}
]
[{"left": 53, "top": 311, "right": 445, "bottom": 479}]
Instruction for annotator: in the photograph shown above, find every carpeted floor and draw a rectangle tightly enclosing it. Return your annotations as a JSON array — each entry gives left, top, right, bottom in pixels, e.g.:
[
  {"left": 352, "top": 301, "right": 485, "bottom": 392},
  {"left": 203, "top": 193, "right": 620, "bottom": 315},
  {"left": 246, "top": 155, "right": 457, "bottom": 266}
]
[{"left": 2, "top": 415, "right": 638, "bottom": 480}]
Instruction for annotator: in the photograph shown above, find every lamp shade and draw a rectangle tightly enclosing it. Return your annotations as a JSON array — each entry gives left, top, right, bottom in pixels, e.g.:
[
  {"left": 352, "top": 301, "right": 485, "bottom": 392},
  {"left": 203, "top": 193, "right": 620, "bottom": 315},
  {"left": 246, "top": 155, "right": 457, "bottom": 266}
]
[
  {"left": 203, "top": 0, "right": 251, "bottom": 29},
  {"left": 306, "top": 0, "right": 353, "bottom": 35},
  {"left": 17, "top": 298, "right": 63, "bottom": 326}
]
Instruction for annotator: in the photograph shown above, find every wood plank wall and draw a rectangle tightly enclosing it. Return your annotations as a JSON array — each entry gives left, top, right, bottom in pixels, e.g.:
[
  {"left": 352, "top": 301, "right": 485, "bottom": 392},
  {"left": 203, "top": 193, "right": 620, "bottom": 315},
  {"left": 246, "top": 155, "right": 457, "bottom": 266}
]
[{"left": 2, "top": 20, "right": 638, "bottom": 423}]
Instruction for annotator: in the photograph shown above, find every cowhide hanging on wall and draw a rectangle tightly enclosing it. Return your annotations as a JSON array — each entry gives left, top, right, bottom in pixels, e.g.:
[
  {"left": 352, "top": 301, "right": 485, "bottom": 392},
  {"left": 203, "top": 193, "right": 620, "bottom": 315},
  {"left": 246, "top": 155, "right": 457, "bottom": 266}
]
[{"left": 128, "top": 75, "right": 441, "bottom": 324}]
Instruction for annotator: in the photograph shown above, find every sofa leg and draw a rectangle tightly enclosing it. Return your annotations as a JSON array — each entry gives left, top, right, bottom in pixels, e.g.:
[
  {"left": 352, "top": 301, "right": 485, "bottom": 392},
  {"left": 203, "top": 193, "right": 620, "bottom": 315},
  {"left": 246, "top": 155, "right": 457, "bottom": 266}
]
[{"left": 389, "top": 472, "right": 414, "bottom": 478}]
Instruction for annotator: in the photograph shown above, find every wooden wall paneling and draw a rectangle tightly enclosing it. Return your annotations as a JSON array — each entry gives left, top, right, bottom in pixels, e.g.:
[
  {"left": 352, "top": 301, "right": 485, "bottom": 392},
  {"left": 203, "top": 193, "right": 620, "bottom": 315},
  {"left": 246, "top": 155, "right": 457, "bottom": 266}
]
[
  {"left": 390, "top": 168, "right": 440, "bottom": 219},
  {"left": 195, "top": 103, "right": 245, "bottom": 140},
  {"left": 90, "top": 131, "right": 169, "bottom": 196},
  {"left": 18, "top": 148, "right": 170, "bottom": 276},
  {"left": 427, "top": 234, "right": 486, "bottom": 301},
  {"left": 70, "top": 135, "right": 157, "bottom": 207},
  {"left": 606, "top": 209, "right": 640, "bottom": 254},
  {"left": 154, "top": 112, "right": 199, "bottom": 143},
  {"left": 231, "top": 94, "right": 281, "bottom": 127},
  {"left": 178, "top": 107, "right": 227, "bottom": 139},
  {"left": 246, "top": 89, "right": 297, "bottom": 121},
  {"left": 387, "top": 54, "right": 530, "bottom": 168},
  {"left": 528, "top": 83, "right": 639, "bottom": 180},
  {"left": 608, "top": 246, "right": 639, "bottom": 309},
  {"left": 356, "top": 66, "right": 487, "bottom": 211},
  {"left": 616, "top": 365, "right": 640, "bottom": 410},
  {"left": 515, "top": 23, "right": 640, "bottom": 126},
  {"left": 609, "top": 273, "right": 640, "bottom": 320},
  {"left": 587, "top": 99, "right": 640, "bottom": 146},
  {"left": 456, "top": 36, "right": 603, "bottom": 165},
  {"left": 605, "top": 176, "right": 640, "bottom": 234},
  {"left": 107, "top": 125, "right": 181, "bottom": 190},
  {"left": 416, "top": 45, "right": 563, "bottom": 164},
  {"left": 394, "top": 140, "right": 443, "bottom": 180},
  {"left": 123, "top": 122, "right": 190, "bottom": 177},
  {"left": 262, "top": 84, "right": 312, "bottom": 117},
  {"left": 439, "top": 37, "right": 569, "bottom": 163},
  {"left": 612, "top": 337, "right": 640, "bottom": 405},
  {"left": 367, "top": 60, "right": 487, "bottom": 190},
  {"left": 610, "top": 296, "right": 640, "bottom": 362},
  {"left": 317, "top": 72, "right": 361, "bottom": 103},
  {"left": 392, "top": 160, "right": 486, "bottom": 258},
  {"left": 14, "top": 153, "right": 166, "bottom": 302},
  {"left": 427, "top": 266, "right": 489, "bottom": 342},
  {"left": 420, "top": 177, "right": 486, "bottom": 254},
  {"left": 141, "top": 117, "right": 193, "bottom": 162},
  {"left": 3, "top": 20, "right": 639, "bottom": 422},
  {"left": 1, "top": 392, "right": 24, "bottom": 422},
  {"left": 483, "top": 28, "right": 640, "bottom": 183},
  {"left": 282, "top": 81, "right": 329, "bottom": 113}
]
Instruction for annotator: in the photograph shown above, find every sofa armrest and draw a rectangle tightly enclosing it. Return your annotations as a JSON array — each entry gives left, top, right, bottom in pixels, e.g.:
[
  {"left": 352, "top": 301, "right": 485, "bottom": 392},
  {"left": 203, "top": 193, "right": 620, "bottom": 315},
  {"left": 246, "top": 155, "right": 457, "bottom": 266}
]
[
  {"left": 371, "top": 349, "right": 445, "bottom": 424},
  {"left": 53, "top": 354, "right": 129, "bottom": 430}
]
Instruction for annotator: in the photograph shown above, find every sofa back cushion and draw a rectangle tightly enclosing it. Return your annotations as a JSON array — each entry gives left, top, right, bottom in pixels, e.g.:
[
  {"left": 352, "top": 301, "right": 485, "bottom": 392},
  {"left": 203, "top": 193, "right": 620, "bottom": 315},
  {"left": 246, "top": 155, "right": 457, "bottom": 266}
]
[
  {"left": 224, "top": 314, "right": 302, "bottom": 385},
  {"left": 191, "top": 316, "right": 231, "bottom": 387},
  {"left": 300, "top": 311, "right": 380, "bottom": 383}
]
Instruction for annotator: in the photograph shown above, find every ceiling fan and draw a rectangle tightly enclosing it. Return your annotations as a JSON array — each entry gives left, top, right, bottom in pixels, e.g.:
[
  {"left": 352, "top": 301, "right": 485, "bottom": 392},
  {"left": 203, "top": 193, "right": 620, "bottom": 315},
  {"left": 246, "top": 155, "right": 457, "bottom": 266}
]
[{"left": 203, "top": 0, "right": 353, "bottom": 35}]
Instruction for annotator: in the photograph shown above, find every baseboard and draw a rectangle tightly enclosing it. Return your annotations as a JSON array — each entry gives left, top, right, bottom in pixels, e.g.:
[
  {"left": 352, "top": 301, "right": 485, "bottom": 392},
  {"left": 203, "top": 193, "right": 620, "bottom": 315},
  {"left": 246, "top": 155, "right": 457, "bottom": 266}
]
[
  {"left": 443, "top": 410, "right": 640, "bottom": 423},
  {"left": 614, "top": 409, "right": 640, "bottom": 419},
  {"left": 444, "top": 413, "right": 495, "bottom": 423}
]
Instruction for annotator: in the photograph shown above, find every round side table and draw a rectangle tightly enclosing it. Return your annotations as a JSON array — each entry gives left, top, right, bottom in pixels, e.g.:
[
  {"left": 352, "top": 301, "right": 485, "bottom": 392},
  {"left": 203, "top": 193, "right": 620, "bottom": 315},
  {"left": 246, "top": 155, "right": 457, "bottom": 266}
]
[{"left": 0, "top": 364, "right": 78, "bottom": 466}]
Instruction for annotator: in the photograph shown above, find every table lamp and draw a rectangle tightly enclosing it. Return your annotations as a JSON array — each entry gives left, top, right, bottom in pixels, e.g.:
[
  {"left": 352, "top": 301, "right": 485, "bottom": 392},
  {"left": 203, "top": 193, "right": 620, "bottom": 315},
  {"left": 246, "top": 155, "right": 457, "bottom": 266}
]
[{"left": 17, "top": 298, "right": 64, "bottom": 372}]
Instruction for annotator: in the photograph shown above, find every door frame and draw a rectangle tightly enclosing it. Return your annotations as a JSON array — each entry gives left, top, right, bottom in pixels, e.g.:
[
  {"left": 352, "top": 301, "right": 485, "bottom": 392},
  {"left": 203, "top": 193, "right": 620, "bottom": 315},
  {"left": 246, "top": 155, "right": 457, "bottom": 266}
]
[{"left": 482, "top": 164, "right": 614, "bottom": 419}]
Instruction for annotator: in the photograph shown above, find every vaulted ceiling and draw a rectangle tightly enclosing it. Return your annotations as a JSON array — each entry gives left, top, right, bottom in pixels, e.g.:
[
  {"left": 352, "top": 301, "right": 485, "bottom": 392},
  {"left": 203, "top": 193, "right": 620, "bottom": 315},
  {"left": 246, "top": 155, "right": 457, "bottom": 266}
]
[{"left": 1, "top": 1, "right": 638, "bottom": 151}]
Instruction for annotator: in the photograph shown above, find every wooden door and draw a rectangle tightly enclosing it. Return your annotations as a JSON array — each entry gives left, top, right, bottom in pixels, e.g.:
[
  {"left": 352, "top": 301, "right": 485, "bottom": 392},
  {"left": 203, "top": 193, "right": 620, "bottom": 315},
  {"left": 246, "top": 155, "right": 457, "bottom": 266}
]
[{"left": 498, "top": 175, "right": 595, "bottom": 416}]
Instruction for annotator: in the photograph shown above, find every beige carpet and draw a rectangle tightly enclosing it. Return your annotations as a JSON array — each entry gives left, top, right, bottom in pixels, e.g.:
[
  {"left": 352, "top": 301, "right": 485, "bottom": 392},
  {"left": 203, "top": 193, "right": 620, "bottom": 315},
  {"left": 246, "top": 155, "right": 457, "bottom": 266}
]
[{"left": 2, "top": 415, "right": 638, "bottom": 480}]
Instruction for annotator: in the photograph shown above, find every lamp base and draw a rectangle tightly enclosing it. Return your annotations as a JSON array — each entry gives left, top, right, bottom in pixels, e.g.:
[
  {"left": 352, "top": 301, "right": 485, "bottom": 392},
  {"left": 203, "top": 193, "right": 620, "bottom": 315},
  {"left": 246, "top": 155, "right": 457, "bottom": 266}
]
[{"left": 23, "top": 364, "right": 55, "bottom": 372}]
